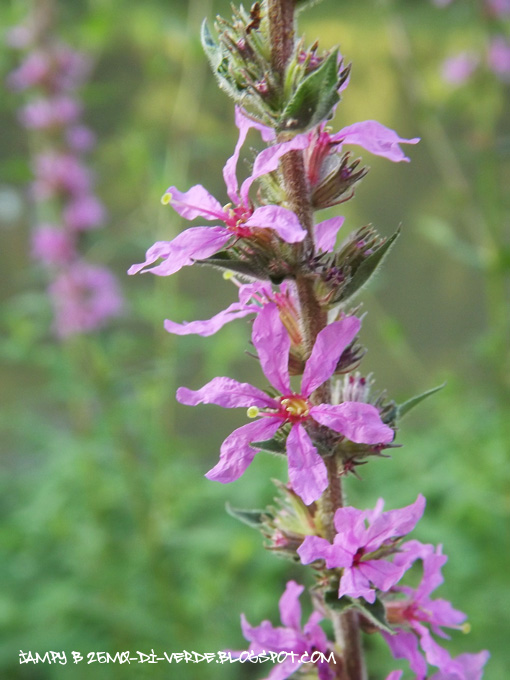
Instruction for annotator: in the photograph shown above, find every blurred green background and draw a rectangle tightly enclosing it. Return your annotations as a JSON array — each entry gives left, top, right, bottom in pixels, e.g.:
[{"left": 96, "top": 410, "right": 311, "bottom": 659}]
[{"left": 1, "top": 0, "right": 509, "bottom": 678}]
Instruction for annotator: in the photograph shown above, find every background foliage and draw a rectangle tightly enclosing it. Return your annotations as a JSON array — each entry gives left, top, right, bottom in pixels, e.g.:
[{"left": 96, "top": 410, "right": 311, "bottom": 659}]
[{"left": 1, "top": 0, "right": 508, "bottom": 678}]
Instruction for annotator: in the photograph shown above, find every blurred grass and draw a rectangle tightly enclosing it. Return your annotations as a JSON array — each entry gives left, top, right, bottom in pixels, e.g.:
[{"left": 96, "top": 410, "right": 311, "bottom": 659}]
[{"left": 1, "top": 0, "right": 509, "bottom": 678}]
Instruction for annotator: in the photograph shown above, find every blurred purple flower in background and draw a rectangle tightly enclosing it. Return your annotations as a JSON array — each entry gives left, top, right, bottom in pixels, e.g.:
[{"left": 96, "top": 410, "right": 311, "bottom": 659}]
[
  {"left": 8, "top": 7, "right": 122, "bottom": 338},
  {"left": 487, "top": 36, "right": 510, "bottom": 81},
  {"left": 49, "top": 262, "right": 123, "bottom": 338},
  {"left": 441, "top": 52, "right": 480, "bottom": 85}
]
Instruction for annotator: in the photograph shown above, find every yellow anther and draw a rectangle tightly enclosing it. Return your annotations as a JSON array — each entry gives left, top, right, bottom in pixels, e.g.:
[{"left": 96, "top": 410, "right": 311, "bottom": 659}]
[
  {"left": 247, "top": 406, "right": 260, "bottom": 418},
  {"left": 461, "top": 623, "right": 471, "bottom": 634},
  {"left": 223, "top": 271, "right": 234, "bottom": 280},
  {"left": 161, "top": 193, "right": 172, "bottom": 205}
]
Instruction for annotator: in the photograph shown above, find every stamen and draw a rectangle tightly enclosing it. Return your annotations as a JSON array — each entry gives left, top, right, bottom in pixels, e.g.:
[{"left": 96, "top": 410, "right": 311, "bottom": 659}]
[
  {"left": 280, "top": 396, "right": 310, "bottom": 418},
  {"left": 247, "top": 406, "right": 260, "bottom": 418},
  {"left": 161, "top": 193, "right": 172, "bottom": 205}
]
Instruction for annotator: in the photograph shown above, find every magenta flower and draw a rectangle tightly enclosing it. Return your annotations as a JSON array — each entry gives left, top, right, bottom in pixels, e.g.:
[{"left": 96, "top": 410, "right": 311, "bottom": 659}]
[
  {"left": 327, "top": 120, "right": 420, "bottom": 163},
  {"left": 239, "top": 106, "right": 419, "bottom": 166},
  {"left": 32, "top": 152, "right": 91, "bottom": 200},
  {"left": 128, "top": 111, "right": 309, "bottom": 278},
  {"left": 487, "top": 36, "right": 510, "bottom": 82},
  {"left": 164, "top": 280, "right": 301, "bottom": 339},
  {"left": 63, "top": 194, "right": 105, "bottom": 231},
  {"left": 383, "top": 541, "right": 489, "bottom": 680},
  {"left": 31, "top": 224, "right": 75, "bottom": 266},
  {"left": 241, "top": 580, "right": 335, "bottom": 680},
  {"left": 19, "top": 95, "right": 81, "bottom": 129},
  {"left": 49, "top": 262, "right": 123, "bottom": 338},
  {"left": 428, "top": 651, "right": 490, "bottom": 680},
  {"left": 486, "top": 0, "right": 510, "bottom": 17},
  {"left": 298, "top": 495, "right": 425, "bottom": 603},
  {"left": 441, "top": 52, "right": 479, "bottom": 86},
  {"left": 66, "top": 125, "right": 96, "bottom": 152},
  {"left": 177, "top": 304, "right": 393, "bottom": 504},
  {"left": 7, "top": 51, "right": 51, "bottom": 90}
]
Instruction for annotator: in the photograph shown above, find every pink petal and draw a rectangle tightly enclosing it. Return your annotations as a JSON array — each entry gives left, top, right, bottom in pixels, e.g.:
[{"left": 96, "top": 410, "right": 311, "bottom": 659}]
[
  {"left": 385, "top": 673, "right": 403, "bottom": 680},
  {"left": 358, "top": 559, "right": 405, "bottom": 593},
  {"left": 382, "top": 629, "right": 427, "bottom": 679},
  {"left": 240, "top": 135, "right": 309, "bottom": 203},
  {"left": 278, "top": 580, "right": 304, "bottom": 631},
  {"left": 206, "top": 417, "right": 281, "bottom": 483},
  {"left": 310, "top": 402, "right": 394, "bottom": 444},
  {"left": 297, "top": 535, "right": 335, "bottom": 566},
  {"left": 164, "top": 302, "right": 255, "bottom": 337},
  {"left": 301, "top": 316, "right": 360, "bottom": 396},
  {"left": 252, "top": 304, "right": 291, "bottom": 394},
  {"left": 332, "top": 506, "right": 370, "bottom": 552},
  {"left": 236, "top": 107, "right": 276, "bottom": 143},
  {"left": 163, "top": 184, "right": 224, "bottom": 220},
  {"left": 244, "top": 205, "right": 306, "bottom": 243},
  {"left": 364, "top": 495, "right": 425, "bottom": 552},
  {"left": 176, "top": 376, "right": 275, "bottom": 409},
  {"left": 314, "top": 216, "right": 345, "bottom": 253},
  {"left": 332, "top": 120, "right": 420, "bottom": 163},
  {"left": 223, "top": 110, "right": 253, "bottom": 203},
  {"left": 241, "top": 615, "right": 304, "bottom": 654},
  {"left": 265, "top": 658, "right": 304, "bottom": 680},
  {"left": 286, "top": 425, "right": 328, "bottom": 505},
  {"left": 128, "top": 240, "right": 174, "bottom": 275},
  {"left": 428, "top": 651, "right": 490, "bottom": 680},
  {"left": 143, "top": 227, "right": 231, "bottom": 277},
  {"left": 339, "top": 566, "right": 375, "bottom": 603}
]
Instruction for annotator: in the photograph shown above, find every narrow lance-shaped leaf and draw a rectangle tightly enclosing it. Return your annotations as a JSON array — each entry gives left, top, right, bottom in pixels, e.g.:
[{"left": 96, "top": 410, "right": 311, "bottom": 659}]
[
  {"left": 341, "top": 227, "right": 400, "bottom": 303},
  {"left": 226, "top": 503, "right": 269, "bottom": 529},
  {"left": 397, "top": 383, "right": 446, "bottom": 420},
  {"left": 295, "top": 0, "right": 326, "bottom": 12},
  {"left": 324, "top": 591, "right": 356, "bottom": 612},
  {"left": 195, "top": 252, "right": 271, "bottom": 279},
  {"left": 353, "top": 596, "right": 394, "bottom": 635},
  {"left": 251, "top": 437, "right": 287, "bottom": 455},
  {"left": 278, "top": 49, "right": 341, "bottom": 133}
]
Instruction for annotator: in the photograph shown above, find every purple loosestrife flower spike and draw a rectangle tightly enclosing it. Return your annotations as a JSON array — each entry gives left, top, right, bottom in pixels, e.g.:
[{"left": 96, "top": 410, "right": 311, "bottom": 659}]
[
  {"left": 298, "top": 495, "right": 426, "bottom": 603},
  {"left": 128, "top": 112, "right": 308, "bottom": 278},
  {"left": 176, "top": 304, "right": 393, "bottom": 505},
  {"left": 240, "top": 580, "right": 335, "bottom": 680}
]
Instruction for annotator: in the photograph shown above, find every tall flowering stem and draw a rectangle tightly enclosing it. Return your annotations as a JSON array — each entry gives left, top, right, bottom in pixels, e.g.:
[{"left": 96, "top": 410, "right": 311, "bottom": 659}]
[
  {"left": 130, "top": 1, "right": 489, "bottom": 679},
  {"left": 268, "top": 1, "right": 362, "bottom": 677}
]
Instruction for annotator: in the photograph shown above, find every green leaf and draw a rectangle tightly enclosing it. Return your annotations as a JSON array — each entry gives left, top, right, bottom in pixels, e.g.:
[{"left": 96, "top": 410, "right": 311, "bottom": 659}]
[
  {"left": 225, "top": 503, "right": 268, "bottom": 529},
  {"left": 324, "top": 591, "right": 356, "bottom": 612},
  {"left": 278, "top": 50, "right": 340, "bottom": 133},
  {"left": 195, "top": 252, "right": 266, "bottom": 279},
  {"left": 353, "top": 597, "right": 393, "bottom": 634},
  {"left": 342, "top": 227, "right": 400, "bottom": 302},
  {"left": 397, "top": 383, "right": 446, "bottom": 419},
  {"left": 200, "top": 20, "right": 242, "bottom": 101},
  {"left": 251, "top": 437, "right": 287, "bottom": 455},
  {"left": 295, "top": 0, "right": 325, "bottom": 11}
]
